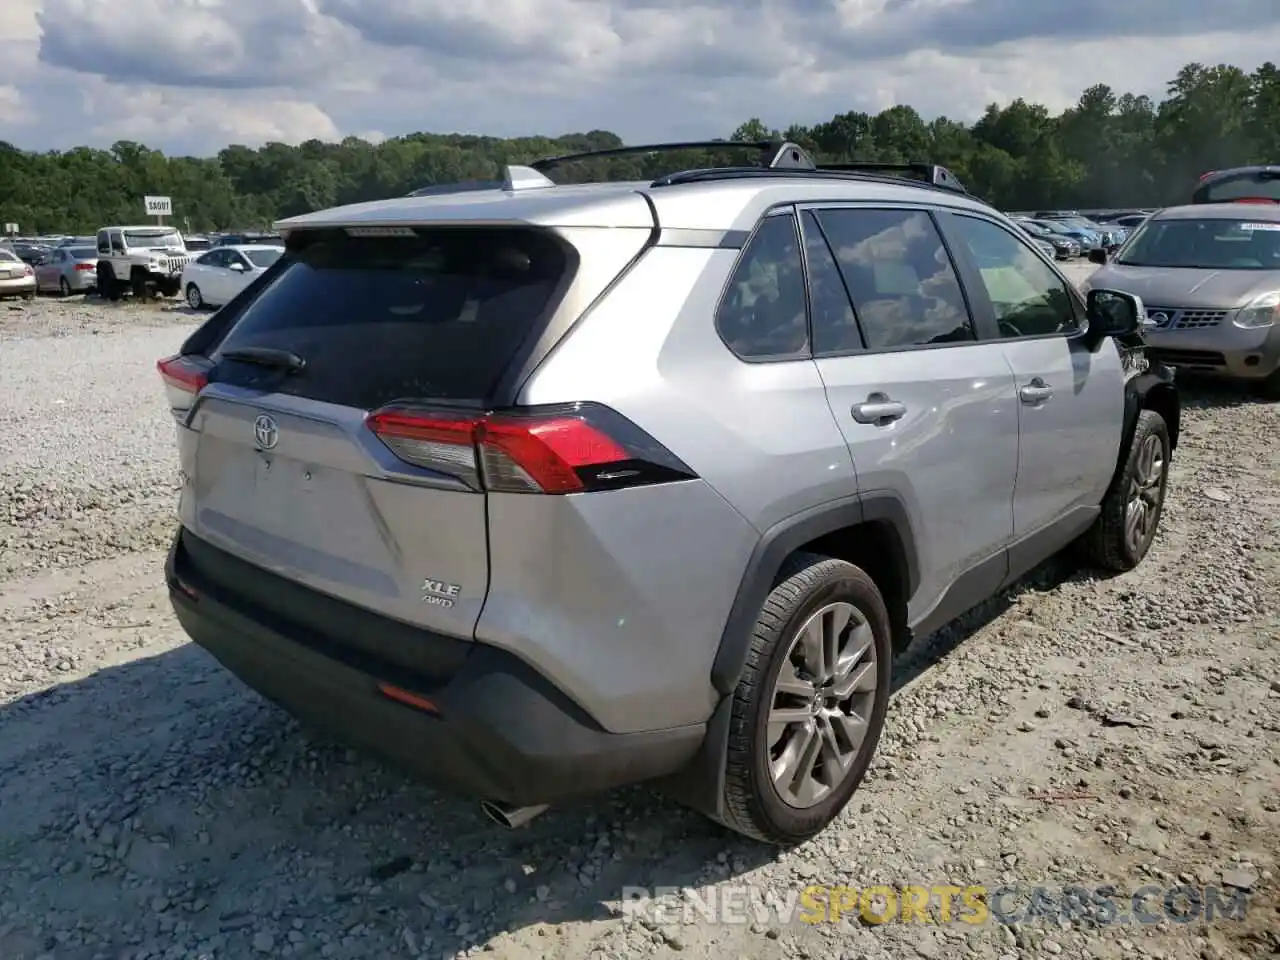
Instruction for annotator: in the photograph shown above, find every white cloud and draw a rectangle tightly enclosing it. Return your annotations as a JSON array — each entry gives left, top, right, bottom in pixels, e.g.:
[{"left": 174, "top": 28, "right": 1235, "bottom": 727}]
[
  {"left": 81, "top": 85, "right": 341, "bottom": 150},
  {"left": 0, "top": 0, "right": 1276, "bottom": 155}
]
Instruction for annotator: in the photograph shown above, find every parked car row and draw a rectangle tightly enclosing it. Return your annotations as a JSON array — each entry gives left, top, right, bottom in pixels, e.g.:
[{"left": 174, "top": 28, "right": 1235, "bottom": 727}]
[
  {"left": 1004, "top": 211, "right": 1133, "bottom": 257},
  {"left": 2, "top": 227, "right": 284, "bottom": 305}
]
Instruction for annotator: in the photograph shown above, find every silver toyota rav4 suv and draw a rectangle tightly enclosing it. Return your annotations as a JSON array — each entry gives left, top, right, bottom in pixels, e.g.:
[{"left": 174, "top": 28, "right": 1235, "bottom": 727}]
[{"left": 157, "top": 142, "right": 1179, "bottom": 844}]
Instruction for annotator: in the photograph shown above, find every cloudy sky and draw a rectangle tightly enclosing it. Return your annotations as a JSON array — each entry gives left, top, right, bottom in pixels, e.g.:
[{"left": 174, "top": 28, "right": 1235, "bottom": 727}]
[{"left": 2, "top": 0, "right": 1278, "bottom": 157}]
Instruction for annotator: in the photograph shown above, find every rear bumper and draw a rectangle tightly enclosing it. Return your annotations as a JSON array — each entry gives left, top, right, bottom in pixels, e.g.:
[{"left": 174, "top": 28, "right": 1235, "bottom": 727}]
[
  {"left": 0, "top": 276, "right": 35, "bottom": 295},
  {"left": 165, "top": 528, "right": 704, "bottom": 806}
]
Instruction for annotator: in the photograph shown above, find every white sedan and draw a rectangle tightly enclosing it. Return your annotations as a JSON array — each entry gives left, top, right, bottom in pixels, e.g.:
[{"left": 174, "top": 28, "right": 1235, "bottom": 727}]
[{"left": 181, "top": 244, "right": 284, "bottom": 309}]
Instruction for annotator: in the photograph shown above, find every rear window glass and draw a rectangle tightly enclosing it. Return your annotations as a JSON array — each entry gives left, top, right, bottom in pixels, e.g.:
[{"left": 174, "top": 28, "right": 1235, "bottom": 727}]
[
  {"left": 0, "top": 250, "right": 17, "bottom": 262},
  {"left": 244, "top": 248, "right": 282, "bottom": 268},
  {"left": 211, "top": 227, "right": 571, "bottom": 409},
  {"left": 1194, "top": 172, "right": 1280, "bottom": 203},
  {"left": 69, "top": 247, "right": 96, "bottom": 259}
]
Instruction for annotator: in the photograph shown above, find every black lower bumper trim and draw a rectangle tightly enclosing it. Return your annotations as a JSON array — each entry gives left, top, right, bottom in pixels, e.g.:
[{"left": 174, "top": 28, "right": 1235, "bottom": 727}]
[{"left": 165, "top": 529, "right": 705, "bottom": 806}]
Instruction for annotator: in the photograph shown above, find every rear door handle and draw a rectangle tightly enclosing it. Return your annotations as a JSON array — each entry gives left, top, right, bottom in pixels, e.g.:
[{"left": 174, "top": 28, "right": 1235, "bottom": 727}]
[
  {"left": 1019, "top": 379, "right": 1054, "bottom": 404},
  {"left": 850, "top": 396, "right": 907, "bottom": 424}
]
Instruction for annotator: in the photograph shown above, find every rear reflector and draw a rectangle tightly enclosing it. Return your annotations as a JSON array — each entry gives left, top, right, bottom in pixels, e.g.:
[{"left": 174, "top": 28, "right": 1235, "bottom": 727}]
[
  {"left": 377, "top": 683, "right": 440, "bottom": 713},
  {"left": 367, "top": 402, "right": 696, "bottom": 495}
]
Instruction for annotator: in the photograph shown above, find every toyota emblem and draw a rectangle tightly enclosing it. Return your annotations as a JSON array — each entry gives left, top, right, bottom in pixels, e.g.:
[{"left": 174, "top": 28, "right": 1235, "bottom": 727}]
[{"left": 253, "top": 414, "right": 279, "bottom": 450}]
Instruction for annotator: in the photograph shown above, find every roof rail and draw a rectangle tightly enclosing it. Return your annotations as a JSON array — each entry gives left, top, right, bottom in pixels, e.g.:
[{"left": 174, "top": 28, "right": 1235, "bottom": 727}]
[
  {"left": 651, "top": 166, "right": 976, "bottom": 201},
  {"left": 529, "top": 140, "right": 818, "bottom": 175},
  {"left": 814, "top": 161, "right": 968, "bottom": 195}
]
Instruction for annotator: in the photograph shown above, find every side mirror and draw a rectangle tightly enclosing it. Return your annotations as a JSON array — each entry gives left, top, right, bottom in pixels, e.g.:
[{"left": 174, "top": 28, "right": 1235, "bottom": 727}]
[
  {"left": 1085, "top": 288, "right": 1144, "bottom": 348},
  {"left": 229, "top": 262, "right": 245, "bottom": 272},
  {"left": 1088, "top": 248, "right": 1108, "bottom": 265}
]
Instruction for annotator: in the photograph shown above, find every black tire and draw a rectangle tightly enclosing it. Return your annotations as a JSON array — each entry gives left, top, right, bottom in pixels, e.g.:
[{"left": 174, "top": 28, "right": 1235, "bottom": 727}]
[
  {"left": 131, "top": 271, "right": 148, "bottom": 299},
  {"left": 721, "top": 553, "right": 892, "bottom": 845},
  {"left": 98, "top": 263, "right": 121, "bottom": 301},
  {"left": 1080, "top": 409, "right": 1171, "bottom": 572},
  {"left": 160, "top": 279, "right": 181, "bottom": 298},
  {"left": 185, "top": 284, "right": 203, "bottom": 309},
  {"left": 59, "top": 277, "right": 71, "bottom": 297}
]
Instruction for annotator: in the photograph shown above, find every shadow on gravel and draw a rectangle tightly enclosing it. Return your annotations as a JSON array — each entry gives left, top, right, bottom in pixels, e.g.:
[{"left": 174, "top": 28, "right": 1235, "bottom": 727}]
[
  {"left": 890, "top": 554, "right": 1082, "bottom": 695},
  {"left": 1176, "top": 376, "right": 1275, "bottom": 410},
  {"left": 0, "top": 646, "right": 778, "bottom": 957}
]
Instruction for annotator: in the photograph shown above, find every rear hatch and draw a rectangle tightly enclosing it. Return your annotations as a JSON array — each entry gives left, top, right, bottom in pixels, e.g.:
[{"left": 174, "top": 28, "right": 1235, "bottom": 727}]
[
  {"left": 161, "top": 224, "right": 594, "bottom": 648},
  {"left": 1192, "top": 166, "right": 1280, "bottom": 204}
]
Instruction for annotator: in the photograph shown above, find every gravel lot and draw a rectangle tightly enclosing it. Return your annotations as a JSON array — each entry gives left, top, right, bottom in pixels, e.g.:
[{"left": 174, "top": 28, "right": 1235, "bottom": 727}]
[{"left": 1, "top": 272, "right": 1277, "bottom": 960}]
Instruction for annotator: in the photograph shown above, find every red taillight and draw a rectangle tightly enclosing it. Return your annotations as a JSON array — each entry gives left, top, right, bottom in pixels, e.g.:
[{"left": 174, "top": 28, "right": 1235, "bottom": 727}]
[
  {"left": 157, "top": 354, "right": 208, "bottom": 393},
  {"left": 156, "top": 354, "right": 210, "bottom": 422},
  {"left": 75, "top": 263, "right": 95, "bottom": 271},
  {"left": 366, "top": 403, "right": 694, "bottom": 495},
  {"left": 1231, "top": 197, "right": 1279, "bottom": 204},
  {"left": 1199, "top": 171, "right": 1216, "bottom": 181},
  {"left": 22, "top": 265, "right": 33, "bottom": 276}
]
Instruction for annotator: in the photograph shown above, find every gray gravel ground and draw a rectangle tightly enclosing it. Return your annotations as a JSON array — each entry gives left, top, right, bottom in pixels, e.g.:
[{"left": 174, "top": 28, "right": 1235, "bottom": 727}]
[{"left": 0, "top": 276, "right": 1277, "bottom": 960}]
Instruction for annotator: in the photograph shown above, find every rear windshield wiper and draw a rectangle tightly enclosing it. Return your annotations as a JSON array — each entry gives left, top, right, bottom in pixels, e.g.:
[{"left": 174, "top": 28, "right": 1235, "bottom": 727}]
[{"left": 219, "top": 346, "right": 306, "bottom": 373}]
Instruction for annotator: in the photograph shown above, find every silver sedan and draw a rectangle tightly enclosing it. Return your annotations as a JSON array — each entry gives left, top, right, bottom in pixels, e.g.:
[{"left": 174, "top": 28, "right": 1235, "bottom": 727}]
[{"left": 34, "top": 245, "right": 100, "bottom": 295}]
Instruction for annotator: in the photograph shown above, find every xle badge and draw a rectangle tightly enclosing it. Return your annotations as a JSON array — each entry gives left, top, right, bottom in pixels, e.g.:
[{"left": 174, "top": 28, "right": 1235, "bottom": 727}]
[{"left": 421, "top": 578, "right": 461, "bottom": 608}]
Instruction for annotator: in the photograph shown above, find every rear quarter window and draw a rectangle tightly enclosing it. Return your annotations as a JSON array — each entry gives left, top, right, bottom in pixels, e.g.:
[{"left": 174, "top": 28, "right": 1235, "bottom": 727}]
[{"left": 210, "top": 227, "right": 574, "bottom": 409}]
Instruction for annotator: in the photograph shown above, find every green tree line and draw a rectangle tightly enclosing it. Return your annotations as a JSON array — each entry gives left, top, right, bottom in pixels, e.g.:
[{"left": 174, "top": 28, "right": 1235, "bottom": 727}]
[{"left": 1, "top": 61, "right": 1277, "bottom": 235}]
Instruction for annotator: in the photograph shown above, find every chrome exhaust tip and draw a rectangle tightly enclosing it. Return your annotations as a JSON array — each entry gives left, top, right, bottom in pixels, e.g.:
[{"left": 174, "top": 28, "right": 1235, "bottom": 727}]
[{"left": 480, "top": 800, "right": 549, "bottom": 829}]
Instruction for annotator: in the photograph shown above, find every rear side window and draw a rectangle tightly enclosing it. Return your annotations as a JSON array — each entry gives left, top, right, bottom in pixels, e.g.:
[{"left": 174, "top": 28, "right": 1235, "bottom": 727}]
[
  {"left": 715, "top": 214, "right": 809, "bottom": 360},
  {"left": 800, "top": 211, "right": 862, "bottom": 354},
  {"left": 211, "top": 227, "right": 572, "bottom": 409},
  {"left": 815, "top": 208, "right": 975, "bottom": 351}
]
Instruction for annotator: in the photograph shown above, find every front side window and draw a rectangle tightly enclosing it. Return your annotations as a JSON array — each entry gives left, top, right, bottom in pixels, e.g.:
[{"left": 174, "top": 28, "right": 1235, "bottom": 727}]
[
  {"left": 715, "top": 213, "right": 809, "bottom": 360},
  {"left": 948, "top": 216, "right": 1079, "bottom": 338},
  {"left": 815, "top": 208, "right": 975, "bottom": 351},
  {"left": 1116, "top": 217, "right": 1280, "bottom": 270}
]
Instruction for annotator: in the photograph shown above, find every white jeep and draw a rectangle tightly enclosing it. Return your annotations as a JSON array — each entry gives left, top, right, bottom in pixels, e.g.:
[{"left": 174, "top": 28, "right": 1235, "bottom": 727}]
[{"left": 95, "top": 226, "right": 193, "bottom": 300}]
